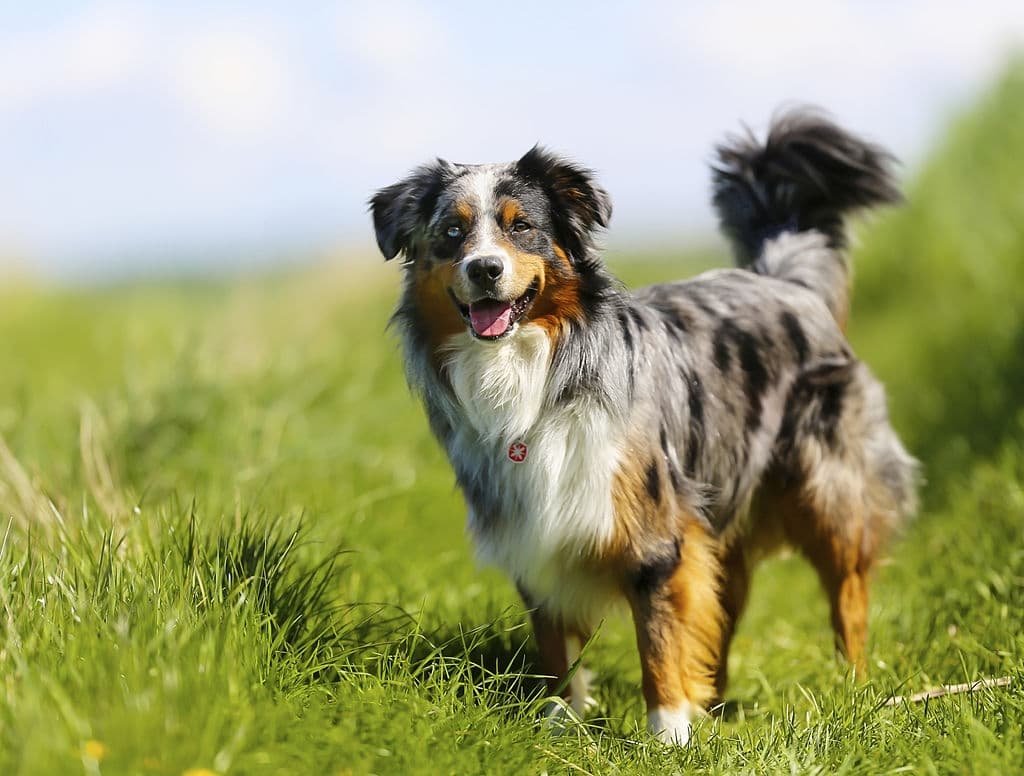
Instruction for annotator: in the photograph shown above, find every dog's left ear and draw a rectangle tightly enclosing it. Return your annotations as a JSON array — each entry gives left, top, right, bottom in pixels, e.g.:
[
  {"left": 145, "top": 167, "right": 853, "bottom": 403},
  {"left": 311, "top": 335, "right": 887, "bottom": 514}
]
[
  {"left": 516, "top": 145, "right": 612, "bottom": 263},
  {"left": 370, "top": 160, "right": 450, "bottom": 260}
]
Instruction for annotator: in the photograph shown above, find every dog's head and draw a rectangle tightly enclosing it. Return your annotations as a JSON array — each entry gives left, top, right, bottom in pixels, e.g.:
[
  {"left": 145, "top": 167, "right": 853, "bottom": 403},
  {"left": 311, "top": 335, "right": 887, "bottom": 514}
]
[{"left": 370, "top": 147, "right": 612, "bottom": 342}]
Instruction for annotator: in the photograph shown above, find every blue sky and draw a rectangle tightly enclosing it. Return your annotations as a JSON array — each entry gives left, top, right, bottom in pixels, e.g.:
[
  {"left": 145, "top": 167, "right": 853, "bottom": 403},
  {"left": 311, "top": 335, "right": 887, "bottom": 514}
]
[{"left": 2, "top": 1, "right": 1023, "bottom": 278}]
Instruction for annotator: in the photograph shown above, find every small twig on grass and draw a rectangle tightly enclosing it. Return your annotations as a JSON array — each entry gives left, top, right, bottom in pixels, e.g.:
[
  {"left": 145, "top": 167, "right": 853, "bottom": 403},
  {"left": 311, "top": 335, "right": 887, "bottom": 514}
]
[{"left": 883, "top": 676, "right": 1012, "bottom": 707}]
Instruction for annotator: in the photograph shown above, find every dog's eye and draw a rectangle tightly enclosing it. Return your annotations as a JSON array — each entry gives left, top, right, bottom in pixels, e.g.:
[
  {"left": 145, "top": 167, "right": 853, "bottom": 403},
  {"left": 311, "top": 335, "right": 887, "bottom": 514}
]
[
  {"left": 510, "top": 220, "right": 531, "bottom": 234},
  {"left": 445, "top": 224, "right": 463, "bottom": 239}
]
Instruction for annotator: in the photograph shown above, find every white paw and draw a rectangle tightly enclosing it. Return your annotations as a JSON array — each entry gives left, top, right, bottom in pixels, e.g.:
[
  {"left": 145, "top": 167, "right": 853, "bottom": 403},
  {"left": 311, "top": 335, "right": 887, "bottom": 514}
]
[
  {"left": 647, "top": 704, "right": 695, "bottom": 746},
  {"left": 569, "top": 667, "right": 597, "bottom": 716},
  {"left": 542, "top": 698, "right": 581, "bottom": 735}
]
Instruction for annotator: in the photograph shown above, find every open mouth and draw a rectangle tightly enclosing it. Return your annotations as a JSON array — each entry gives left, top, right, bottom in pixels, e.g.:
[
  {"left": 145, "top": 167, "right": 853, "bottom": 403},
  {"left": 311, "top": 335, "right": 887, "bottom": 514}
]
[{"left": 449, "top": 279, "right": 539, "bottom": 340}]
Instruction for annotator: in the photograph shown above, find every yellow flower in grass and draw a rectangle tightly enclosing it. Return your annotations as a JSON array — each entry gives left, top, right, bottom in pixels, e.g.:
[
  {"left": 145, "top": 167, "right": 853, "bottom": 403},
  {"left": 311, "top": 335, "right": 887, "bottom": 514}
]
[
  {"left": 82, "top": 740, "right": 108, "bottom": 761},
  {"left": 182, "top": 769, "right": 219, "bottom": 776}
]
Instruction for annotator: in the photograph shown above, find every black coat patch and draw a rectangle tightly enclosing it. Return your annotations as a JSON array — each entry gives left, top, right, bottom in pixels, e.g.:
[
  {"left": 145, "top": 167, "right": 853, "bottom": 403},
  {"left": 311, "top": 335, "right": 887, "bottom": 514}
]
[
  {"left": 652, "top": 301, "right": 690, "bottom": 342},
  {"left": 776, "top": 376, "right": 809, "bottom": 461},
  {"left": 617, "top": 309, "right": 636, "bottom": 398},
  {"left": 553, "top": 319, "right": 598, "bottom": 405},
  {"left": 715, "top": 320, "right": 770, "bottom": 432},
  {"left": 663, "top": 315, "right": 684, "bottom": 342},
  {"left": 618, "top": 309, "right": 634, "bottom": 353},
  {"left": 713, "top": 330, "right": 732, "bottom": 371},
  {"left": 632, "top": 539, "right": 682, "bottom": 595},
  {"left": 627, "top": 305, "right": 648, "bottom": 332},
  {"left": 819, "top": 380, "right": 847, "bottom": 448},
  {"left": 685, "top": 375, "right": 705, "bottom": 476},
  {"left": 660, "top": 425, "right": 684, "bottom": 494},
  {"left": 735, "top": 327, "right": 769, "bottom": 432},
  {"left": 780, "top": 311, "right": 809, "bottom": 364},
  {"left": 645, "top": 460, "right": 661, "bottom": 501}
]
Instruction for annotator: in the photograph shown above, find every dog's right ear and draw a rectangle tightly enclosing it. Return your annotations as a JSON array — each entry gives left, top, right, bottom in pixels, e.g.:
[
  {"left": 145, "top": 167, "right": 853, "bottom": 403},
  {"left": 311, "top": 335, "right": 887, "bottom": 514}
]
[{"left": 369, "top": 161, "right": 450, "bottom": 261}]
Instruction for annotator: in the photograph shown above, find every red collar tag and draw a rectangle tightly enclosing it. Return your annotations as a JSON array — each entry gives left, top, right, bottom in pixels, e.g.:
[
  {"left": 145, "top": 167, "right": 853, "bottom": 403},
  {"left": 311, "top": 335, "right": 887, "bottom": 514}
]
[{"left": 508, "top": 441, "right": 528, "bottom": 463}]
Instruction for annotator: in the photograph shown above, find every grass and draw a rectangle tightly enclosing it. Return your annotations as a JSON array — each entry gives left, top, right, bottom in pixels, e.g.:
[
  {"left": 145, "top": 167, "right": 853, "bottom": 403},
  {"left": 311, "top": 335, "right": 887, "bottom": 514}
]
[{"left": 1, "top": 66, "right": 1023, "bottom": 775}]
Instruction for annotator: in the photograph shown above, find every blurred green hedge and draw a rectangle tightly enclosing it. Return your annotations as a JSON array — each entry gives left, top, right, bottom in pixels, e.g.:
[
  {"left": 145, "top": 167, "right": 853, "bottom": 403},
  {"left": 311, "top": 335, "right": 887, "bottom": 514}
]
[{"left": 851, "top": 58, "right": 1024, "bottom": 498}]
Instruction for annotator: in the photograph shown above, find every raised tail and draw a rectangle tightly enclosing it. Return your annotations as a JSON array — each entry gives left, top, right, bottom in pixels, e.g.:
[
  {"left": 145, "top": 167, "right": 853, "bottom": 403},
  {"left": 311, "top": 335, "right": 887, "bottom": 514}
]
[{"left": 711, "top": 107, "right": 901, "bottom": 325}]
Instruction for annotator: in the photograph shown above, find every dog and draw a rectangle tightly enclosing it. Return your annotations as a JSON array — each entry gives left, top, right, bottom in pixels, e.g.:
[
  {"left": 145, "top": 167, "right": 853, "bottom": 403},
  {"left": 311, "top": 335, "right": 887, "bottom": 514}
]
[{"left": 370, "top": 109, "right": 919, "bottom": 745}]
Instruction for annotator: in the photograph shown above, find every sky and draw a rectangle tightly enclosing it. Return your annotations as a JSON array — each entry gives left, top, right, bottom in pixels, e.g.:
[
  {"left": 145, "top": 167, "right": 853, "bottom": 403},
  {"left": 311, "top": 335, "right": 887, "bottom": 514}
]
[{"left": 2, "top": 1, "right": 1023, "bottom": 279}]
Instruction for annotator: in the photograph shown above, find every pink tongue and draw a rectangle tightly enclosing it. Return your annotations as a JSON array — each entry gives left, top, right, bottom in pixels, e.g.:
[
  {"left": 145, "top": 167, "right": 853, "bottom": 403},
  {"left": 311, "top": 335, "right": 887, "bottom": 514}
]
[{"left": 469, "top": 300, "right": 513, "bottom": 337}]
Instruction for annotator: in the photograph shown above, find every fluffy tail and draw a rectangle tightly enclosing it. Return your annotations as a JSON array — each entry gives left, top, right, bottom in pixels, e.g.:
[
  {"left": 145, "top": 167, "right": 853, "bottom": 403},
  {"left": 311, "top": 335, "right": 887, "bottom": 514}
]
[{"left": 711, "top": 107, "right": 901, "bottom": 325}]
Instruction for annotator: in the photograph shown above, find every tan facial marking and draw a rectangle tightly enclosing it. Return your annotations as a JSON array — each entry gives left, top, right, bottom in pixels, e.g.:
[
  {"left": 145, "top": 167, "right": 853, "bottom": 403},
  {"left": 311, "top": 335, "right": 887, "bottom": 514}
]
[
  {"left": 409, "top": 260, "right": 465, "bottom": 357},
  {"left": 499, "top": 198, "right": 525, "bottom": 229},
  {"left": 454, "top": 200, "right": 473, "bottom": 223},
  {"left": 522, "top": 242, "right": 585, "bottom": 339}
]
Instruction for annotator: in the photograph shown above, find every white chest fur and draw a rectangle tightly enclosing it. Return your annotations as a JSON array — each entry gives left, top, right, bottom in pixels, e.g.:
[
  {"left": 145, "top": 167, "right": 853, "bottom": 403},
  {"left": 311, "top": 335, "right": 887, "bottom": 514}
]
[
  {"left": 442, "top": 324, "right": 624, "bottom": 623},
  {"left": 445, "top": 323, "right": 553, "bottom": 445}
]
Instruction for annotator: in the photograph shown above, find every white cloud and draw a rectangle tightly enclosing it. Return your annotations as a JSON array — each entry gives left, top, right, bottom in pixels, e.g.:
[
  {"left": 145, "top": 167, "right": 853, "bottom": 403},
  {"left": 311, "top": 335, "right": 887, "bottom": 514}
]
[
  {"left": 314, "top": 1, "right": 464, "bottom": 169},
  {"left": 0, "top": 3, "right": 155, "bottom": 112},
  {"left": 335, "top": 0, "right": 449, "bottom": 75},
  {"left": 0, "top": 4, "right": 313, "bottom": 147},
  {"left": 670, "top": 0, "right": 1024, "bottom": 87},
  {"left": 170, "top": 17, "right": 302, "bottom": 144}
]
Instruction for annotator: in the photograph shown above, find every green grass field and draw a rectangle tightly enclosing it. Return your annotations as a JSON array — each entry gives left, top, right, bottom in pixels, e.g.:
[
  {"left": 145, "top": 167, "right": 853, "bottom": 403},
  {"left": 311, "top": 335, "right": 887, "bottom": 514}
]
[{"left": 2, "top": 66, "right": 1023, "bottom": 775}]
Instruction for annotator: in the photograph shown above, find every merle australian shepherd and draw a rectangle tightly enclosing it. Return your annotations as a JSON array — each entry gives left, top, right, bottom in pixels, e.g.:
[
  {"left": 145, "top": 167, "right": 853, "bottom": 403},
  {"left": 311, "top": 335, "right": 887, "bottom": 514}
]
[{"left": 370, "top": 109, "right": 918, "bottom": 745}]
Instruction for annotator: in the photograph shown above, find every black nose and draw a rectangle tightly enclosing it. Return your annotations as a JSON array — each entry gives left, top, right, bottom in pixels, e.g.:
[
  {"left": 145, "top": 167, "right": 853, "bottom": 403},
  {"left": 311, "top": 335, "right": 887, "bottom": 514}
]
[{"left": 466, "top": 256, "right": 504, "bottom": 286}]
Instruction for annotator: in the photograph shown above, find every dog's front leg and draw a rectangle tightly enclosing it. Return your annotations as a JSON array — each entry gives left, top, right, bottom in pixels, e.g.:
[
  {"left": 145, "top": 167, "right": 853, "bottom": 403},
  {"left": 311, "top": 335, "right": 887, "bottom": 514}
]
[
  {"left": 520, "top": 592, "right": 594, "bottom": 716},
  {"left": 625, "top": 521, "right": 723, "bottom": 745},
  {"left": 526, "top": 602, "right": 570, "bottom": 698}
]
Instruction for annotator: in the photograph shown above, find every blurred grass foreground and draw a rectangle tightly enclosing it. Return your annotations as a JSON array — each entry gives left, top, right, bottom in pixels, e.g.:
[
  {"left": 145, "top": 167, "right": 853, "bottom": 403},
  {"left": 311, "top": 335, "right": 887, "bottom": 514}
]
[{"left": 0, "top": 64, "right": 1022, "bottom": 774}]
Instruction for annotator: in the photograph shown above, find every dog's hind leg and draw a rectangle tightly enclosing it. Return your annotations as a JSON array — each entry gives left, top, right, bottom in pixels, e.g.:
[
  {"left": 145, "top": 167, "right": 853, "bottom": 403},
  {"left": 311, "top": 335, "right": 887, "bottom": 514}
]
[
  {"left": 754, "top": 473, "right": 872, "bottom": 672},
  {"left": 626, "top": 519, "right": 723, "bottom": 745},
  {"left": 787, "top": 506, "right": 873, "bottom": 672},
  {"left": 825, "top": 562, "right": 870, "bottom": 670},
  {"left": 779, "top": 365, "right": 919, "bottom": 673}
]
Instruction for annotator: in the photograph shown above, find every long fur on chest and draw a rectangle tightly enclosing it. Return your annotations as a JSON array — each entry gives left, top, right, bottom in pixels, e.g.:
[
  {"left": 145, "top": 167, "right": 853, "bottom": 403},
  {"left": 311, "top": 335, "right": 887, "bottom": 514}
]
[{"left": 438, "top": 325, "right": 626, "bottom": 609}]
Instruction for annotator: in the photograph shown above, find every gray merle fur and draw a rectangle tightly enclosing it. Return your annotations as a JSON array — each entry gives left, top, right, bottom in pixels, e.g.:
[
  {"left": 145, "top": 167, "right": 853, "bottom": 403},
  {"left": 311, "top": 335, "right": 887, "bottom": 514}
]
[{"left": 372, "top": 106, "right": 918, "bottom": 593}]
